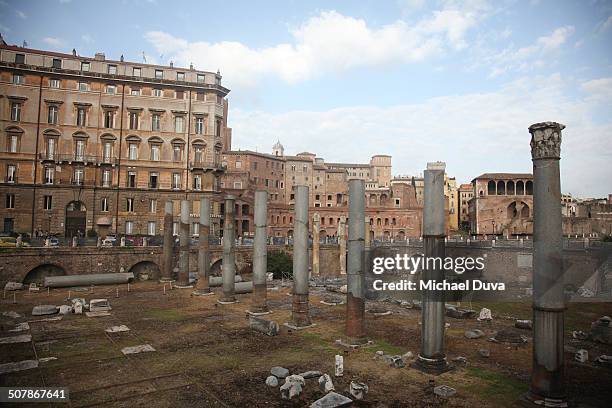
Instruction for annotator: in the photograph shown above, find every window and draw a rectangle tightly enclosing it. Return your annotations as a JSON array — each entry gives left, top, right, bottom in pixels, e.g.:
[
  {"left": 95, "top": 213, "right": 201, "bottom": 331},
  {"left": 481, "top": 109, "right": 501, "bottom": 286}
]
[
  {"left": 125, "top": 221, "right": 134, "bottom": 234},
  {"left": 44, "top": 195, "right": 53, "bottom": 210},
  {"left": 173, "top": 222, "right": 178, "bottom": 236},
  {"left": 197, "top": 74, "right": 205, "bottom": 83},
  {"left": 81, "top": 61, "right": 90, "bottom": 71},
  {"left": 172, "top": 173, "right": 181, "bottom": 189},
  {"left": 132, "top": 67, "right": 141, "bottom": 77},
  {"left": 10, "top": 102, "right": 21, "bottom": 121},
  {"left": 103, "top": 110, "right": 114, "bottom": 128},
  {"left": 49, "top": 78, "right": 60, "bottom": 88},
  {"left": 148, "top": 221, "right": 156, "bottom": 236},
  {"left": 215, "top": 119, "right": 221, "bottom": 137},
  {"left": 173, "top": 145, "right": 182, "bottom": 161},
  {"left": 196, "top": 91, "right": 205, "bottom": 101},
  {"left": 6, "top": 194, "right": 15, "bottom": 209},
  {"left": 46, "top": 138, "right": 55, "bottom": 160},
  {"left": 129, "top": 112, "right": 139, "bottom": 129},
  {"left": 48, "top": 106, "right": 58, "bottom": 124},
  {"left": 193, "top": 174, "right": 201, "bottom": 190},
  {"left": 128, "top": 143, "right": 138, "bottom": 160},
  {"left": 8, "top": 135, "right": 18, "bottom": 153},
  {"left": 76, "top": 107, "right": 87, "bottom": 126},
  {"left": 195, "top": 117, "right": 204, "bottom": 134},
  {"left": 236, "top": 161, "right": 242, "bottom": 169},
  {"left": 149, "top": 199, "right": 157, "bottom": 213},
  {"left": 193, "top": 146, "right": 203, "bottom": 163},
  {"left": 174, "top": 116, "right": 184, "bottom": 133},
  {"left": 233, "top": 181, "right": 242, "bottom": 189},
  {"left": 6, "top": 165, "right": 16, "bottom": 182},
  {"left": 101, "top": 197, "right": 109, "bottom": 212},
  {"left": 106, "top": 84, "right": 116, "bottom": 94},
  {"left": 176, "top": 72, "right": 185, "bottom": 81},
  {"left": 149, "top": 172, "right": 158, "bottom": 188},
  {"left": 102, "top": 142, "right": 113, "bottom": 162},
  {"left": 52, "top": 58, "right": 62, "bottom": 69},
  {"left": 127, "top": 171, "right": 136, "bottom": 187},
  {"left": 107, "top": 65, "right": 117, "bottom": 75},
  {"left": 130, "top": 87, "right": 140, "bottom": 96},
  {"left": 102, "top": 169, "right": 111, "bottom": 187},
  {"left": 175, "top": 90, "right": 184, "bottom": 99},
  {"left": 73, "top": 168, "right": 84, "bottom": 185},
  {"left": 192, "top": 222, "right": 200, "bottom": 237},
  {"left": 44, "top": 167, "right": 54, "bottom": 184},
  {"left": 13, "top": 74, "right": 24, "bottom": 85},
  {"left": 150, "top": 144, "right": 160, "bottom": 161},
  {"left": 78, "top": 82, "right": 88, "bottom": 91},
  {"left": 74, "top": 139, "right": 85, "bottom": 160},
  {"left": 155, "top": 69, "right": 163, "bottom": 79},
  {"left": 126, "top": 198, "right": 134, "bottom": 212},
  {"left": 151, "top": 114, "right": 161, "bottom": 131},
  {"left": 153, "top": 88, "right": 162, "bottom": 97}
]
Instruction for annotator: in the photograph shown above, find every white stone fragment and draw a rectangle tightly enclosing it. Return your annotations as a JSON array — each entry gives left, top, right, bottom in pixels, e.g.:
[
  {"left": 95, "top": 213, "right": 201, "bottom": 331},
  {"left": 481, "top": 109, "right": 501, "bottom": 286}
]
[
  {"left": 121, "top": 344, "right": 156, "bottom": 355},
  {"left": 334, "top": 354, "right": 344, "bottom": 377}
]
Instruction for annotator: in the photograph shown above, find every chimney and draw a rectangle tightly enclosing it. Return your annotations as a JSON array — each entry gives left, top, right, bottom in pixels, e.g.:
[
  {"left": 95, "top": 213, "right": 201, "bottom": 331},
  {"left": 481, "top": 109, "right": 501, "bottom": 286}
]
[{"left": 94, "top": 52, "right": 105, "bottom": 61}]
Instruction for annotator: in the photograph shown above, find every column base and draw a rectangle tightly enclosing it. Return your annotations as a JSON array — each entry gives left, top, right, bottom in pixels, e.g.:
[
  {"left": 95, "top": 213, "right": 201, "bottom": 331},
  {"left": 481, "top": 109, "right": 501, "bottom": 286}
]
[
  {"left": 159, "top": 278, "right": 174, "bottom": 283},
  {"left": 192, "top": 290, "right": 214, "bottom": 296},
  {"left": 519, "top": 392, "right": 567, "bottom": 407},
  {"left": 217, "top": 298, "right": 239, "bottom": 305},
  {"left": 173, "top": 284, "right": 194, "bottom": 289},
  {"left": 335, "top": 338, "right": 372, "bottom": 349},
  {"left": 246, "top": 309, "right": 271, "bottom": 316},
  {"left": 411, "top": 354, "right": 452, "bottom": 375},
  {"left": 283, "top": 322, "right": 316, "bottom": 330}
]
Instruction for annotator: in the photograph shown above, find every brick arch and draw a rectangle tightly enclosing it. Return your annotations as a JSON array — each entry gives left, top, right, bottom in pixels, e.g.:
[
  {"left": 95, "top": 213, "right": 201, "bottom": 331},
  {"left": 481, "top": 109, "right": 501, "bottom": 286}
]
[
  {"left": 23, "top": 263, "right": 66, "bottom": 285},
  {"left": 128, "top": 260, "right": 160, "bottom": 280}
]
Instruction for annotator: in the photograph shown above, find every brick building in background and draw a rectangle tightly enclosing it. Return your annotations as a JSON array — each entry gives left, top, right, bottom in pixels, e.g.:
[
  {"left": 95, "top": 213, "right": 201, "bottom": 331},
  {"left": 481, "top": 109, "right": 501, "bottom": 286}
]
[{"left": 0, "top": 43, "right": 231, "bottom": 238}]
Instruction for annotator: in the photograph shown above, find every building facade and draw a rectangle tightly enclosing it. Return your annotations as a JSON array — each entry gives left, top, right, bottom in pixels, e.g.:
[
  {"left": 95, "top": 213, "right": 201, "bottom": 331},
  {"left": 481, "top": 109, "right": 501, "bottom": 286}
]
[
  {"left": 468, "top": 173, "right": 534, "bottom": 236},
  {"left": 0, "top": 44, "right": 231, "bottom": 238},
  {"left": 458, "top": 183, "right": 473, "bottom": 230}
]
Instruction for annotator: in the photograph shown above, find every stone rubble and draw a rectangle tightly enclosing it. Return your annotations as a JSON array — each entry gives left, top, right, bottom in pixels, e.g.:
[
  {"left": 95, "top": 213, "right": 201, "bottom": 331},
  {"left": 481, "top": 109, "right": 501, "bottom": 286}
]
[
  {"left": 477, "top": 308, "right": 492, "bottom": 321},
  {"left": 31, "top": 305, "right": 59, "bottom": 316},
  {"left": 105, "top": 325, "right": 130, "bottom": 333},
  {"left": 271, "top": 366, "right": 290, "bottom": 379},
  {"left": 433, "top": 385, "right": 457, "bottom": 398},
  {"left": 478, "top": 349, "right": 491, "bottom": 358},
  {"left": 574, "top": 349, "right": 588, "bottom": 363},
  {"left": 309, "top": 391, "right": 352, "bottom": 408},
  {"left": 594, "top": 354, "right": 612, "bottom": 368},
  {"left": 0, "top": 360, "right": 39, "bottom": 375},
  {"left": 298, "top": 370, "right": 322, "bottom": 379},
  {"left": 2, "top": 311, "right": 22, "bottom": 319},
  {"left": 382, "top": 354, "right": 406, "bottom": 368},
  {"left": 265, "top": 375, "right": 278, "bottom": 387},
  {"left": 0, "top": 334, "right": 32, "bottom": 344},
  {"left": 334, "top": 355, "right": 344, "bottom": 376},
  {"left": 590, "top": 316, "right": 612, "bottom": 345},
  {"left": 8, "top": 322, "right": 30, "bottom": 332},
  {"left": 4, "top": 282, "right": 24, "bottom": 291},
  {"left": 464, "top": 329, "right": 485, "bottom": 339},
  {"left": 121, "top": 344, "right": 156, "bottom": 355},
  {"left": 349, "top": 381, "right": 368, "bottom": 400},
  {"left": 280, "top": 374, "right": 305, "bottom": 400},
  {"left": 249, "top": 316, "right": 280, "bottom": 336},
  {"left": 318, "top": 374, "right": 335, "bottom": 393},
  {"left": 515, "top": 320, "right": 533, "bottom": 330}
]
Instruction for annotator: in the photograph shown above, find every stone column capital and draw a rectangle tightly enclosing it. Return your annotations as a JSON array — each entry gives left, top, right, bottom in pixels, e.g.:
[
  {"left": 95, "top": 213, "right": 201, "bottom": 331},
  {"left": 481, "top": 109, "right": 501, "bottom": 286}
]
[{"left": 529, "top": 122, "right": 564, "bottom": 160}]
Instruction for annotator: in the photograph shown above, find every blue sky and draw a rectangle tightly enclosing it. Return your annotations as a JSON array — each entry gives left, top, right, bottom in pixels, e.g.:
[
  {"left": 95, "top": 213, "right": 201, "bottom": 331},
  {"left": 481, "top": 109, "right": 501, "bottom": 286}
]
[{"left": 1, "top": 0, "right": 611, "bottom": 197}]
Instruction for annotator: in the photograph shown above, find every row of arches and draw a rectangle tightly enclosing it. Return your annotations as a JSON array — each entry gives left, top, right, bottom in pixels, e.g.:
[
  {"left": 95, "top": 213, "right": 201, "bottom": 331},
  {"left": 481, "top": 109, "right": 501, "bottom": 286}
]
[{"left": 487, "top": 180, "right": 533, "bottom": 196}]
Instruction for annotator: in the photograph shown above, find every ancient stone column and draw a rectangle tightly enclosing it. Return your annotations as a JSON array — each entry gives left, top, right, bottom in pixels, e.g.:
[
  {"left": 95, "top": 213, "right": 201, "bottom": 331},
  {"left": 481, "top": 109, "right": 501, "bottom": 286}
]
[
  {"left": 161, "top": 201, "right": 174, "bottom": 282},
  {"left": 194, "top": 198, "right": 212, "bottom": 295},
  {"left": 525, "top": 122, "right": 566, "bottom": 406},
  {"left": 288, "top": 185, "right": 312, "bottom": 328},
  {"left": 312, "top": 213, "right": 320, "bottom": 276},
  {"left": 414, "top": 162, "right": 449, "bottom": 374},
  {"left": 176, "top": 200, "right": 191, "bottom": 287},
  {"left": 220, "top": 195, "right": 237, "bottom": 303},
  {"left": 364, "top": 216, "right": 371, "bottom": 248},
  {"left": 250, "top": 191, "right": 269, "bottom": 314},
  {"left": 338, "top": 217, "right": 346, "bottom": 275},
  {"left": 346, "top": 179, "right": 367, "bottom": 344}
]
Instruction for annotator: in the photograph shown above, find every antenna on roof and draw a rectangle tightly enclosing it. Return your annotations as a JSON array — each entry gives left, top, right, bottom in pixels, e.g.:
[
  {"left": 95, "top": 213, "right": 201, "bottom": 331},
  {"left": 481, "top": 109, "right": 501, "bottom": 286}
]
[{"left": 142, "top": 51, "right": 147, "bottom": 63}]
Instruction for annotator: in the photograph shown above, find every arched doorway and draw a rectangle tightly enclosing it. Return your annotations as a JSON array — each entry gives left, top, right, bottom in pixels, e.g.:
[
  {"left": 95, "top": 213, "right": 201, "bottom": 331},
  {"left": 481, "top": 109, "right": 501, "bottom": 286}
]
[
  {"left": 65, "top": 201, "right": 86, "bottom": 238},
  {"left": 23, "top": 264, "right": 66, "bottom": 285},
  {"left": 129, "top": 261, "right": 160, "bottom": 281}
]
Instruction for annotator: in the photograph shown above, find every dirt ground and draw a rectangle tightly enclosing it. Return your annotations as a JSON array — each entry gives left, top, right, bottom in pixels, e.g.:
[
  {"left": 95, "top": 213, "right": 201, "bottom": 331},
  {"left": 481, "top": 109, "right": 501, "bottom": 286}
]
[{"left": 1, "top": 280, "right": 611, "bottom": 408}]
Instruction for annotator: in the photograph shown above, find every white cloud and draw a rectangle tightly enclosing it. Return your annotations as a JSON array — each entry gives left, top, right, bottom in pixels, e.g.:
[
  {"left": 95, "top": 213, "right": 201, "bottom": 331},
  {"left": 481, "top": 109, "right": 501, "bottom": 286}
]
[
  {"left": 0, "top": 23, "right": 10, "bottom": 32},
  {"left": 42, "top": 37, "right": 65, "bottom": 48},
  {"left": 581, "top": 77, "right": 612, "bottom": 101},
  {"left": 16, "top": 10, "right": 26, "bottom": 19},
  {"left": 229, "top": 74, "right": 611, "bottom": 197},
  {"left": 477, "top": 26, "right": 574, "bottom": 77},
  {"left": 145, "top": 5, "right": 489, "bottom": 87},
  {"left": 81, "top": 34, "right": 93, "bottom": 43},
  {"left": 599, "top": 15, "right": 612, "bottom": 33}
]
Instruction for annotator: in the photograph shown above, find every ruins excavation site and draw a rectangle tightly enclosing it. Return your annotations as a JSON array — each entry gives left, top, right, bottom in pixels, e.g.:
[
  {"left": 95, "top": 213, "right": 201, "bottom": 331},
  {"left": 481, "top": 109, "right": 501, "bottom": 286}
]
[{"left": 0, "top": 122, "right": 611, "bottom": 407}]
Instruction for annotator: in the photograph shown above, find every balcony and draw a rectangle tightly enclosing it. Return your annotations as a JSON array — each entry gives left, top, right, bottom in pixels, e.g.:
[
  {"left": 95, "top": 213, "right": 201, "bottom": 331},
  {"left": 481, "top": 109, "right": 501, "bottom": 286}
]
[
  {"left": 189, "top": 160, "right": 226, "bottom": 173},
  {"left": 38, "top": 153, "right": 118, "bottom": 165}
]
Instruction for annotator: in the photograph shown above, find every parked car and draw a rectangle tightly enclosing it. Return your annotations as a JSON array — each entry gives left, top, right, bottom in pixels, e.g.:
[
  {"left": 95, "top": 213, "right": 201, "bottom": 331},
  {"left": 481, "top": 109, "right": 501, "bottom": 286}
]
[
  {"left": 101, "top": 235, "right": 117, "bottom": 247},
  {"left": 47, "top": 237, "right": 59, "bottom": 247}
]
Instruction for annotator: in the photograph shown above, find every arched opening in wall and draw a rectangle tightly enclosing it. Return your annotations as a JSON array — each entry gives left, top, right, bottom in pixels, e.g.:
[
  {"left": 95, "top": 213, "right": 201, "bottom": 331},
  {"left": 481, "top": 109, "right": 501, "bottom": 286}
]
[
  {"left": 242, "top": 204, "right": 249, "bottom": 216},
  {"left": 383, "top": 231, "right": 390, "bottom": 241},
  {"left": 526, "top": 181, "right": 533, "bottom": 195},
  {"left": 370, "top": 194, "right": 377, "bottom": 205},
  {"left": 210, "top": 259, "right": 223, "bottom": 276},
  {"left": 516, "top": 180, "right": 524, "bottom": 195},
  {"left": 128, "top": 261, "right": 160, "bottom": 281},
  {"left": 370, "top": 230, "right": 374, "bottom": 242},
  {"left": 319, "top": 230, "right": 327, "bottom": 241},
  {"left": 380, "top": 194, "right": 388, "bottom": 206},
  {"left": 336, "top": 194, "right": 342, "bottom": 204},
  {"left": 23, "top": 264, "right": 66, "bottom": 285},
  {"left": 497, "top": 181, "right": 506, "bottom": 195},
  {"left": 520, "top": 202, "right": 530, "bottom": 218},
  {"left": 241, "top": 220, "right": 249, "bottom": 235},
  {"left": 397, "top": 231, "right": 405, "bottom": 241},
  {"left": 287, "top": 230, "right": 293, "bottom": 238},
  {"left": 507, "top": 181, "right": 515, "bottom": 195},
  {"left": 65, "top": 201, "right": 87, "bottom": 238},
  {"left": 487, "top": 181, "right": 496, "bottom": 195},
  {"left": 507, "top": 202, "right": 518, "bottom": 219}
]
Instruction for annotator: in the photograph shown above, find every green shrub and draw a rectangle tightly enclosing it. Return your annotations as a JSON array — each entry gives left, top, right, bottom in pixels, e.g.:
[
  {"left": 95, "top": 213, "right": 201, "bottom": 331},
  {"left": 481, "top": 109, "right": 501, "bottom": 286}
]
[{"left": 267, "top": 250, "right": 292, "bottom": 279}]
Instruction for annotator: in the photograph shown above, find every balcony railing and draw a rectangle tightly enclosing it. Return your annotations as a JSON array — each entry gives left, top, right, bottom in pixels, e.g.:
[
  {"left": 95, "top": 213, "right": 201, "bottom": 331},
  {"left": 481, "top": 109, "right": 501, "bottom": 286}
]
[
  {"left": 4, "top": 177, "right": 17, "bottom": 183},
  {"left": 39, "top": 153, "right": 118, "bottom": 165},
  {"left": 189, "top": 160, "right": 226, "bottom": 171}
]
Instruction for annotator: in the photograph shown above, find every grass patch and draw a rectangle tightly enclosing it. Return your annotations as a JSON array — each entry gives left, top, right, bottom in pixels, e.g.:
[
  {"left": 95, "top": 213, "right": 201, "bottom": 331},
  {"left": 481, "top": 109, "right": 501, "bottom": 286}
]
[
  {"left": 301, "top": 331, "right": 336, "bottom": 353},
  {"left": 367, "top": 338, "right": 403, "bottom": 355},
  {"left": 146, "top": 308, "right": 188, "bottom": 322},
  {"left": 464, "top": 366, "right": 528, "bottom": 406}
]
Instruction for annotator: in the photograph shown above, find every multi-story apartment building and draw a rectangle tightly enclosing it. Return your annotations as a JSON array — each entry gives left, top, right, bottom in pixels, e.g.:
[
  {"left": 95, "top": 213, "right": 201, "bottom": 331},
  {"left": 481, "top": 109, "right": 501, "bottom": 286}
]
[
  {"left": 0, "top": 43, "right": 231, "bottom": 238},
  {"left": 458, "top": 183, "right": 473, "bottom": 229},
  {"left": 468, "top": 173, "right": 534, "bottom": 236}
]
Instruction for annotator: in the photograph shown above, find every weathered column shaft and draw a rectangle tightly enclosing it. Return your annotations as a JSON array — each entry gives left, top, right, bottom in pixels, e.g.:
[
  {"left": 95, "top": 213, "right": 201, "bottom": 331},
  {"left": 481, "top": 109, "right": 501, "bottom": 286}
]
[
  {"left": 312, "top": 213, "right": 320, "bottom": 276},
  {"left": 161, "top": 201, "right": 174, "bottom": 281},
  {"left": 346, "top": 179, "right": 366, "bottom": 342},
  {"left": 527, "top": 122, "right": 566, "bottom": 404},
  {"left": 291, "top": 185, "right": 311, "bottom": 327},
  {"left": 177, "top": 200, "right": 190, "bottom": 286},
  {"left": 221, "top": 195, "right": 237, "bottom": 302},
  {"left": 338, "top": 219, "right": 346, "bottom": 275},
  {"left": 416, "top": 162, "right": 448, "bottom": 373},
  {"left": 364, "top": 217, "right": 371, "bottom": 248},
  {"left": 196, "top": 198, "right": 211, "bottom": 293},
  {"left": 251, "top": 191, "right": 269, "bottom": 313}
]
